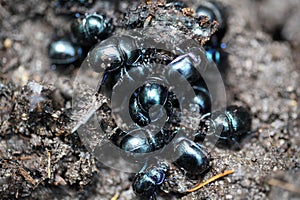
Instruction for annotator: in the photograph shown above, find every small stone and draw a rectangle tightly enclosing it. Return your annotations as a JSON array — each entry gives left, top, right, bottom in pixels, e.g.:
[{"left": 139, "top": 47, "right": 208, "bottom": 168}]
[
  {"left": 21, "top": 113, "right": 28, "bottom": 121},
  {"left": 52, "top": 113, "right": 59, "bottom": 118},
  {"left": 3, "top": 38, "right": 12, "bottom": 49}
]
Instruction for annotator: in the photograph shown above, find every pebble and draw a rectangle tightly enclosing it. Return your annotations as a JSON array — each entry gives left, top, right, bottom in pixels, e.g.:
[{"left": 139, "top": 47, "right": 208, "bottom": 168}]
[{"left": 3, "top": 38, "right": 12, "bottom": 49}]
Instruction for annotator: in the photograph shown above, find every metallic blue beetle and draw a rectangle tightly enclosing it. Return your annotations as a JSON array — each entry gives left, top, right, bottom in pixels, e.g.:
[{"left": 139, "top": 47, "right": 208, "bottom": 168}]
[
  {"left": 48, "top": 39, "right": 82, "bottom": 64},
  {"left": 196, "top": 1, "right": 227, "bottom": 64},
  {"left": 71, "top": 13, "right": 113, "bottom": 46},
  {"left": 196, "top": 105, "right": 252, "bottom": 148}
]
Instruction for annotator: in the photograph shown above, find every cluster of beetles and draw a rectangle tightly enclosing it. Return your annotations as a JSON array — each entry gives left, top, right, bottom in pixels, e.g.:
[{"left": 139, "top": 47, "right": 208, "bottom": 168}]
[{"left": 48, "top": 0, "right": 252, "bottom": 199}]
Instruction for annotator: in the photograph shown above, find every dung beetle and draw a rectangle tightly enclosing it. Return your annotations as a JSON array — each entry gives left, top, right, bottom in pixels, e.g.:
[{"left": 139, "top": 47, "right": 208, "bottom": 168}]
[
  {"left": 196, "top": 1, "right": 227, "bottom": 64},
  {"left": 87, "top": 35, "right": 141, "bottom": 74},
  {"left": 132, "top": 137, "right": 210, "bottom": 199},
  {"left": 133, "top": 161, "right": 169, "bottom": 200},
  {"left": 168, "top": 54, "right": 212, "bottom": 114},
  {"left": 120, "top": 128, "right": 166, "bottom": 154},
  {"left": 129, "top": 83, "right": 169, "bottom": 127},
  {"left": 71, "top": 13, "right": 113, "bottom": 46},
  {"left": 173, "top": 137, "right": 210, "bottom": 175},
  {"left": 48, "top": 39, "right": 82, "bottom": 64},
  {"left": 196, "top": 105, "right": 252, "bottom": 147},
  {"left": 196, "top": 1, "right": 227, "bottom": 44}
]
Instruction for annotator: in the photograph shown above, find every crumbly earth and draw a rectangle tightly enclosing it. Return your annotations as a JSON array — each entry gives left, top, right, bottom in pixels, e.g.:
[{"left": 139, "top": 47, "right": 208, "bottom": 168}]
[{"left": 0, "top": 0, "right": 299, "bottom": 200}]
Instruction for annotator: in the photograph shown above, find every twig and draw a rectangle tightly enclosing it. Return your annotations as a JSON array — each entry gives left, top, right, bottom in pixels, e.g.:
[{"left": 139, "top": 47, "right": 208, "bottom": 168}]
[
  {"left": 47, "top": 150, "right": 51, "bottom": 179},
  {"left": 185, "top": 169, "right": 234, "bottom": 193},
  {"left": 111, "top": 193, "right": 119, "bottom": 200},
  {"left": 19, "top": 167, "right": 36, "bottom": 185}
]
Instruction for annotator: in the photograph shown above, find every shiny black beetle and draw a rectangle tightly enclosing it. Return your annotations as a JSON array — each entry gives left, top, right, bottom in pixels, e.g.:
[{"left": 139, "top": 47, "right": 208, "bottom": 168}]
[
  {"left": 133, "top": 161, "right": 169, "bottom": 199},
  {"left": 71, "top": 13, "right": 113, "bottom": 46},
  {"left": 196, "top": 1, "right": 227, "bottom": 64},
  {"left": 196, "top": 105, "right": 252, "bottom": 147},
  {"left": 48, "top": 39, "right": 82, "bottom": 64}
]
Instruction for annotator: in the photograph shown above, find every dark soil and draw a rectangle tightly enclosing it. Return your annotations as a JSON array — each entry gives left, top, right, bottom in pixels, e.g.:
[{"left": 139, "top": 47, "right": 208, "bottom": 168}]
[{"left": 0, "top": 0, "right": 299, "bottom": 199}]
